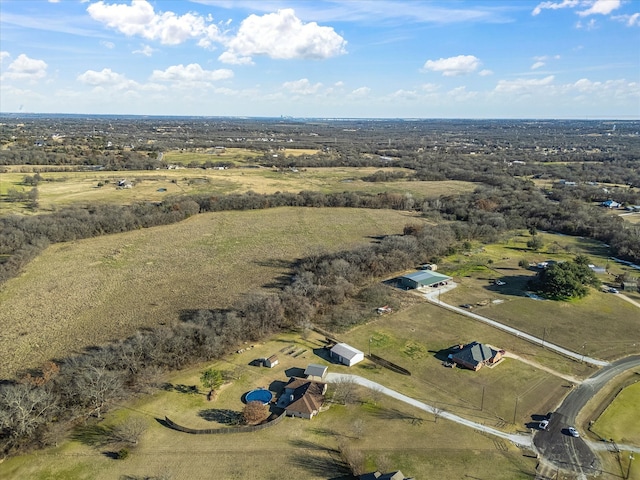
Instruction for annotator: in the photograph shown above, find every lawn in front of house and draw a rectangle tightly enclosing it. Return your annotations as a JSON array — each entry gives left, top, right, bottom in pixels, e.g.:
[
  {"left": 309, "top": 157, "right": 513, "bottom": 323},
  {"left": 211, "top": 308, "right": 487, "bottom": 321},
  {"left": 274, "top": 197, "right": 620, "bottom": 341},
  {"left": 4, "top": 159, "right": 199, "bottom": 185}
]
[{"left": 0, "top": 330, "right": 539, "bottom": 480}]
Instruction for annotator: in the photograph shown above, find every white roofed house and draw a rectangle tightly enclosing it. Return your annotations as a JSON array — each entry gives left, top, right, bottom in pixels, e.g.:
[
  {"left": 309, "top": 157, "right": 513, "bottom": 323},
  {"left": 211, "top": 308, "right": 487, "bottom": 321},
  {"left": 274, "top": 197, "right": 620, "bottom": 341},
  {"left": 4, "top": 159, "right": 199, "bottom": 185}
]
[{"left": 330, "top": 343, "right": 364, "bottom": 367}]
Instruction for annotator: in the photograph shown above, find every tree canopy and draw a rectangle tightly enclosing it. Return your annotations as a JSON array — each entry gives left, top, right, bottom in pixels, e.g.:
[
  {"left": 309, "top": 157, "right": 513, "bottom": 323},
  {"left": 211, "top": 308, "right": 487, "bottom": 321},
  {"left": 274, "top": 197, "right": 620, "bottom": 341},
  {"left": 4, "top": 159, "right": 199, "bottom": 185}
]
[{"left": 529, "top": 257, "right": 600, "bottom": 300}]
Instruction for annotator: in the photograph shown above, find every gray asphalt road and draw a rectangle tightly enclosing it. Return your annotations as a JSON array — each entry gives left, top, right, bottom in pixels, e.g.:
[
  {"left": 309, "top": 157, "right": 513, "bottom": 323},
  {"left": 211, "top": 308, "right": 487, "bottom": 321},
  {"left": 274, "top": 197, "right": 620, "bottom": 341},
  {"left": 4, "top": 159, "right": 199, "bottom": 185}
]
[{"left": 534, "top": 355, "right": 640, "bottom": 476}]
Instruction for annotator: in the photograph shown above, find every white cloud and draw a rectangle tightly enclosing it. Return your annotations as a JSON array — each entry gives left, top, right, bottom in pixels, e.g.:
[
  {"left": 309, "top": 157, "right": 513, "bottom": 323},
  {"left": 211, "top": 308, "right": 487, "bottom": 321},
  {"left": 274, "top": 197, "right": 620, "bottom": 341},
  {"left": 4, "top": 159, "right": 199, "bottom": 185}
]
[
  {"left": 531, "top": 61, "right": 546, "bottom": 69},
  {"left": 532, "top": 0, "right": 580, "bottom": 16},
  {"left": 479, "top": 69, "right": 493, "bottom": 76},
  {"left": 0, "top": 51, "right": 10, "bottom": 63},
  {"left": 150, "top": 63, "right": 233, "bottom": 83},
  {"left": 217, "top": 51, "right": 253, "bottom": 65},
  {"left": 495, "top": 75, "right": 555, "bottom": 94},
  {"left": 77, "top": 68, "right": 134, "bottom": 87},
  {"left": 350, "top": 86, "right": 371, "bottom": 97},
  {"left": 533, "top": 0, "right": 624, "bottom": 18},
  {"left": 100, "top": 40, "right": 115, "bottom": 49},
  {"left": 612, "top": 12, "right": 640, "bottom": 26},
  {"left": 133, "top": 44, "right": 155, "bottom": 56},
  {"left": 422, "top": 55, "right": 481, "bottom": 76},
  {"left": 3, "top": 54, "right": 48, "bottom": 81},
  {"left": 576, "top": 18, "right": 598, "bottom": 28},
  {"left": 87, "top": 0, "right": 221, "bottom": 45},
  {"left": 421, "top": 83, "right": 440, "bottom": 92},
  {"left": 220, "top": 9, "right": 346, "bottom": 63},
  {"left": 578, "top": 0, "right": 621, "bottom": 16},
  {"left": 282, "top": 78, "right": 323, "bottom": 95}
]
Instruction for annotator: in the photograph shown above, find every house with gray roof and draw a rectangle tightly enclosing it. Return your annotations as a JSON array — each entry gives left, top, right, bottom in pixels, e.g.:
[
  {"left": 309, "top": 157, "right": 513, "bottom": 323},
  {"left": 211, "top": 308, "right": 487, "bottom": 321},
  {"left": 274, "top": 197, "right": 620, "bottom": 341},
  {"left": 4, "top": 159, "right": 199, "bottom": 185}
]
[{"left": 448, "top": 342, "right": 504, "bottom": 371}]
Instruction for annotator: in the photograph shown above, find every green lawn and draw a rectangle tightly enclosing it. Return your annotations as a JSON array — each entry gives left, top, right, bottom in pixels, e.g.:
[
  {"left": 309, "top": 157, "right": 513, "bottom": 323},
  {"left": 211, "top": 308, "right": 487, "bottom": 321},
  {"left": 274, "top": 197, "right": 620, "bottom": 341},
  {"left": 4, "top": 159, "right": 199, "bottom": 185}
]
[{"left": 592, "top": 381, "right": 640, "bottom": 445}]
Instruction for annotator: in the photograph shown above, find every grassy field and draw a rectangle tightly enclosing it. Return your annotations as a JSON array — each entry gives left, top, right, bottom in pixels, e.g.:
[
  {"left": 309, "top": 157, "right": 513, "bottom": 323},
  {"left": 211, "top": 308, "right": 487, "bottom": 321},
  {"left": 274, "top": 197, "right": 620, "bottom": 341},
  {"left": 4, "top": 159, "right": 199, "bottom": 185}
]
[
  {"left": 0, "top": 166, "right": 476, "bottom": 214},
  {"left": 592, "top": 381, "right": 640, "bottom": 446},
  {"left": 163, "top": 147, "right": 321, "bottom": 164},
  {"left": 340, "top": 300, "right": 582, "bottom": 426},
  {"left": 0, "top": 207, "right": 429, "bottom": 380},
  {"left": 0, "top": 330, "right": 539, "bottom": 480},
  {"left": 439, "top": 232, "right": 640, "bottom": 361}
]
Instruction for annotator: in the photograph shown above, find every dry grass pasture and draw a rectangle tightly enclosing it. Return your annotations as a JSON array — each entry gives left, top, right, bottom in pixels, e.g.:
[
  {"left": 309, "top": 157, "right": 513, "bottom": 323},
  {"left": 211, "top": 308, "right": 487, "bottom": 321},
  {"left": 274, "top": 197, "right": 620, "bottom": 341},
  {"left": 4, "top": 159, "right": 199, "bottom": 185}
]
[
  {"left": 0, "top": 330, "right": 539, "bottom": 480},
  {"left": 438, "top": 232, "right": 640, "bottom": 361},
  {"left": 0, "top": 166, "right": 476, "bottom": 214},
  {"left": 0, "top": 207, "right": 425, "bottom": 379},
  {"left": 340, "top": 300, "right": 579, "bottom": 427}
]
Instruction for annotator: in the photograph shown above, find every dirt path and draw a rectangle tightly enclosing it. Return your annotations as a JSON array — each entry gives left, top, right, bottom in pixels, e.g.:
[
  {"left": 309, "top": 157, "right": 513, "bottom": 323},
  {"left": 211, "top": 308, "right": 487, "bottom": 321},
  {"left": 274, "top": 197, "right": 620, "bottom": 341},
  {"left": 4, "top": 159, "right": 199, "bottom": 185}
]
[
  {"left": 615, "top": 292, "right": 640, "bottom": 309},
  {"left": 502, "top": 351, "right": 583, "bottom": 384}
]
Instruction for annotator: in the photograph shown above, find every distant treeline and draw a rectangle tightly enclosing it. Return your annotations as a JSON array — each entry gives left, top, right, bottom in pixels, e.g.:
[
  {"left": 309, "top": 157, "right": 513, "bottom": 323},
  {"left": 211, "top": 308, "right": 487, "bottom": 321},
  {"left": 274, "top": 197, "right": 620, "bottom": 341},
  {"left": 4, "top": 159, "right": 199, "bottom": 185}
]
[{"left": 1, "top": 182, "right": 639, "bottom": 287}]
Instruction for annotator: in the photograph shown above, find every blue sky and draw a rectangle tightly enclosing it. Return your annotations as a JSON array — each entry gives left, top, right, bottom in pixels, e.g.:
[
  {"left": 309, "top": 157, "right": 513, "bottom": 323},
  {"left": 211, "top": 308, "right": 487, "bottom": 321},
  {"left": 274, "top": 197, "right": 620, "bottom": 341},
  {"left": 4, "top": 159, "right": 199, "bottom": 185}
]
[{"left": 1, "top": 0, "right": 638, "bottom": 118}]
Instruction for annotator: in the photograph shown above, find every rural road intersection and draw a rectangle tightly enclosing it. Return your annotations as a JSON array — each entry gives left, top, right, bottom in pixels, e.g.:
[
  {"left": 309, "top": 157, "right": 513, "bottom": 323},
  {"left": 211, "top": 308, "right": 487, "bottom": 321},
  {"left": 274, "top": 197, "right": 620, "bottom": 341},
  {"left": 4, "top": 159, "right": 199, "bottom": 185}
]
[{"left": 328, "top": 282, "right": 640, "bottom": 477}]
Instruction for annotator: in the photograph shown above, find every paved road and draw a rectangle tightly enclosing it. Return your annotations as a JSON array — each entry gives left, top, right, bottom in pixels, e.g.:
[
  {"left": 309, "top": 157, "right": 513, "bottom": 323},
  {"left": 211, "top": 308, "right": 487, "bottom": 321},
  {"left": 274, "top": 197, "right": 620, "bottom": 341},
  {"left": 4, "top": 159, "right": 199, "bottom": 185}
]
[
  {"left": 423, "top": 283, "right": 610, "bottom": 367},
  {"left": 325, "top": 372, "right": 532, "bottom": 448},
  {"left": 533, "top": 355, "right": 640, "bottom": 476}
]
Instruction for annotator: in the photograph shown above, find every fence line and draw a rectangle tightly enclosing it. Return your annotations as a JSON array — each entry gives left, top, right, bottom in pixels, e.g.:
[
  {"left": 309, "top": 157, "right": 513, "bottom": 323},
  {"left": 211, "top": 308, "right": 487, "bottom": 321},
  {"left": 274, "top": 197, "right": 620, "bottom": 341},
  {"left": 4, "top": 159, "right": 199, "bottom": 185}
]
[{"left": 164, "top": 410, "right": 286, "bottom": 435}]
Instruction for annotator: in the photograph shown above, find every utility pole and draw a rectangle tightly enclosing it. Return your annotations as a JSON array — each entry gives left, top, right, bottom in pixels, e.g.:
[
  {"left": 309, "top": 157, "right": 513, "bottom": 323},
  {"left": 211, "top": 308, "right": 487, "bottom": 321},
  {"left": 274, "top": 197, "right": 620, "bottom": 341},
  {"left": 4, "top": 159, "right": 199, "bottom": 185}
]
[
  {"left": 481, "top": 386, "right": 485, "bottom": 411},
  {"left": 369, "top": 337, "right": 372, "bottom": 357},
  {"left": 513, "top": 396, "right": 519, "bottom": 425},
  {"left": 627, "top": 454, "right": 634, "bottom": 480},
  {"left": 542, "top": 327, "right": 547, "bottom": 348}
]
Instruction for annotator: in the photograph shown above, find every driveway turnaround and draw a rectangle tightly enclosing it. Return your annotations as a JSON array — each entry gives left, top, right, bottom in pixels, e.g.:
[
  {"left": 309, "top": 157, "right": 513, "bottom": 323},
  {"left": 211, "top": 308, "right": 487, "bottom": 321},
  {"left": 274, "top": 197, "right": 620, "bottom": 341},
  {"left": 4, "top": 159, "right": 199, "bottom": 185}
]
[{"left": 326, "top": 373, "right": 532, "bottom": 448}]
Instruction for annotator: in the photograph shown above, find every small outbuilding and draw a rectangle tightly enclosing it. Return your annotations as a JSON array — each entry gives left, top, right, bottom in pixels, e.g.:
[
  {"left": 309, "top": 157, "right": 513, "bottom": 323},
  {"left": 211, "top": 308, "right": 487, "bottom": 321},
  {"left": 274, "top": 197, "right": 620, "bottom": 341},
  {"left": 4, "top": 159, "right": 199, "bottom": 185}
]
[
  {"left": 398, "top": 270, "right": 451, "bottom": 290},
  {"left": 304, "top": 363, "right": 328, "bottom": 381},
  {"left": 264, "top": 355, "right": 279, "bottom": 368},
  {"left": 622, "top": 279, "right": 638, "bottom": 292},
  {"left": 330, "top": 343, "right": 364, "bottom": 367}
]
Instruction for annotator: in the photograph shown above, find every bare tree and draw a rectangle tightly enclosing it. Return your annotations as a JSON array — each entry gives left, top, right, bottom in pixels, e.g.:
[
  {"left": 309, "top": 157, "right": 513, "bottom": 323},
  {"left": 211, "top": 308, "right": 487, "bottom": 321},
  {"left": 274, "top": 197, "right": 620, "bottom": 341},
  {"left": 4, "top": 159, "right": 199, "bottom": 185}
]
[
  {"left": 242, "top": 401, "right": 269, "bottom": 425},
  {"left": 352, "top": 418, "right": 365, "bottom": 439},
  {"left": 330, "top": 377, "right": 358, "bottom": 405},
  {"left": 110, "top": 417, "right": 148, "bottom": 446},
  {"left": 338, "top": 441, "right": 365, "bottom": 476},
  {"left": 0, "top": 383, "right": 58, "bottom": 438},
  {"left": 74, "top": 366, "right": 123, "bottom": 418}
]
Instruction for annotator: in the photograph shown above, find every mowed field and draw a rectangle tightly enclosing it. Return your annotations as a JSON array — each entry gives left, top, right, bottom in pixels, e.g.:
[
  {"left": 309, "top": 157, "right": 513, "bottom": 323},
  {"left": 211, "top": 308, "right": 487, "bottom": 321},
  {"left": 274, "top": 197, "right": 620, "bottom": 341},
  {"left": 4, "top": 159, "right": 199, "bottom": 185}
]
[
  {"left": 439, "top": 232, "right": 640, "bottom": 361},
  {"left": 0, "top": 330, "right": 539, "bottom": 480},
  {"left": 0, "top": 207, "right": 426, "bottom": 380},
  {"left": 592, "top": 381, "right": 640, "bottom": 446},
  {"left": 0, "top": 165, "right": 476, "bottom": 214}
]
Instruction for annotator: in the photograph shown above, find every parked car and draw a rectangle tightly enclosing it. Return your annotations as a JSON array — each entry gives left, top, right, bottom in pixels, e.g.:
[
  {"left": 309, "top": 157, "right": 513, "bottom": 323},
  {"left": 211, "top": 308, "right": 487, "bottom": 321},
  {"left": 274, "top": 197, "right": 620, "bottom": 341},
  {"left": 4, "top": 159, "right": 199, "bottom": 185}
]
[
  {"left": 539, "top": 419, "right": 549, "bottom": 430},
  {"left": 495, "top": 280, "right": 506, "bottom": 286},
  {"left": 608, "top": 287, "right": 619, "bottom": 294},
  {"left": 460, "top": 304, "right": 473, "bottom": 309},
  {"left": 567, "top": 427, "right": 579, "bottom": 437}
]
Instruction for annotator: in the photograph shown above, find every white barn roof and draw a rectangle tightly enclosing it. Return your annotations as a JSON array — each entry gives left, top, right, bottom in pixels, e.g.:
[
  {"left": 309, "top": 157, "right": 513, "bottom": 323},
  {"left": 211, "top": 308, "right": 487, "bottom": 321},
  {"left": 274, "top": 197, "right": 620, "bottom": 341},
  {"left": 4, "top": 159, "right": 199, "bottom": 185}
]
[{"left": 330, "top": 343, "right": 363, "bottom": 360}]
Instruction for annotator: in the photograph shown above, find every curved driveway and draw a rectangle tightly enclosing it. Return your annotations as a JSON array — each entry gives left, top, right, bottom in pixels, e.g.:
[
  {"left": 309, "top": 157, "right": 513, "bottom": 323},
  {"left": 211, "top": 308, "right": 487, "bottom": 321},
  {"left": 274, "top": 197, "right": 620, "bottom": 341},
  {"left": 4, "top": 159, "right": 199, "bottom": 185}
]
[
  {"left": 423, "top": 284, "right": 610, "bottom": 367},
  {"left": 326, "top": 372, "right": 532, "bottom": 448}
]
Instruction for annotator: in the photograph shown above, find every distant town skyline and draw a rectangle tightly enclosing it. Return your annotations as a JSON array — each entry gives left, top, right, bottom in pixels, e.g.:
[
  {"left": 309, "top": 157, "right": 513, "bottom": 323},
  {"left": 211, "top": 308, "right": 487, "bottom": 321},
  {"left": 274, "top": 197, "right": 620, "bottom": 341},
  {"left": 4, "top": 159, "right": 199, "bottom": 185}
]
[{"left": 1, "top": 0, "right": 638, "bottom": 118}]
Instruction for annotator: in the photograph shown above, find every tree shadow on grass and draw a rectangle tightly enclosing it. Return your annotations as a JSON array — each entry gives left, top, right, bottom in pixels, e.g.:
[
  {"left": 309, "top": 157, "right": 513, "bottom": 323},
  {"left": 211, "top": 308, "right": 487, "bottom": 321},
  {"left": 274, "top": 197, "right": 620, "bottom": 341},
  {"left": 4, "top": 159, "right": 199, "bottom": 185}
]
[
  {"left": 371, "top": 406, "right": 424, "bottom": 424},
  {"left": 289, "top": 447, "right": 351, "bottom": 478},
  {"left": 71, "top": 423, "right": 114, "bottom": 447},
  {"left": 198, "top": 408, "right": 241, "bottom": 425}
]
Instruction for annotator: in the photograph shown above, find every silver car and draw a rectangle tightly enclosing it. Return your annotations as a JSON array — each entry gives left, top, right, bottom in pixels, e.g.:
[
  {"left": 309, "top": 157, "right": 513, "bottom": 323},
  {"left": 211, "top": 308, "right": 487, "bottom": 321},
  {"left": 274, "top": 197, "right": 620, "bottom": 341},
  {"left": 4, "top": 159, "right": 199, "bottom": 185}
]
[{"left": 568, "top": 427, "right": 579, "bottom": 437}]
